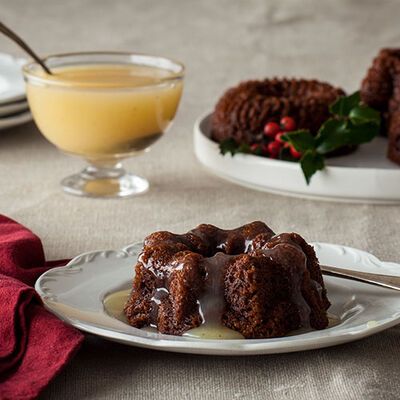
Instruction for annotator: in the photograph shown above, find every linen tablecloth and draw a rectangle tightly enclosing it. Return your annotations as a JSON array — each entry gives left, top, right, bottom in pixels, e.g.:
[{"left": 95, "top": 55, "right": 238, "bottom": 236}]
[{"left": 1, "top": 1, "right": 399, "bottom": 399}]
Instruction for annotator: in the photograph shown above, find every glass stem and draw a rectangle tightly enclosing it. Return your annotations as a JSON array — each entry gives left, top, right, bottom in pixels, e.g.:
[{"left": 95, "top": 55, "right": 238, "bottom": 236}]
[{"left": 82, "top": 161, "right": 126, "bottom": 180}]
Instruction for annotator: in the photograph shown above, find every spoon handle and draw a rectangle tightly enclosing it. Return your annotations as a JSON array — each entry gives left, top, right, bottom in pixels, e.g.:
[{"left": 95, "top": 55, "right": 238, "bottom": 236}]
[
  {"left": 321, "top": 264, "right": 400, "bottom": 291},
  {"left": 0, "top": 21, "right": 52, "bottom": 74}
]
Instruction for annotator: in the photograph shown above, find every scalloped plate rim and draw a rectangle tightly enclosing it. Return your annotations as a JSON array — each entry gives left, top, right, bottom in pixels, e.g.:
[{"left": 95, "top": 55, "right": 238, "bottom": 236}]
[{"left": 35, "top": 242, "right": 400, "bottom": 355}]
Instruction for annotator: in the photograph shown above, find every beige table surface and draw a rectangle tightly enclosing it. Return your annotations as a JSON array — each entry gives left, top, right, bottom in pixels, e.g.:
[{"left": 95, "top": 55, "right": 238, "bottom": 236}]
[{"left": 1, "top": 1, "right": 400, "bottom": 399}]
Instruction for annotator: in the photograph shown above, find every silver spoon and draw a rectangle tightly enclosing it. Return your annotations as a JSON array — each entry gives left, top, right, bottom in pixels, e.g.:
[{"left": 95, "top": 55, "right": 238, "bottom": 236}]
[
  {"left": 0, "top": 20, "right": 52, "bottom": 74},
  {"left": 321, "top": 265, "right": 400, "bottom": 291}
]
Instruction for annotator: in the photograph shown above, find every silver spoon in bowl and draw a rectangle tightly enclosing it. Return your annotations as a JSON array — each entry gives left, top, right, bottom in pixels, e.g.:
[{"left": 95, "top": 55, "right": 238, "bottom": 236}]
[{"left": 0, "top": 20, "right": 52, "bottom": 74}]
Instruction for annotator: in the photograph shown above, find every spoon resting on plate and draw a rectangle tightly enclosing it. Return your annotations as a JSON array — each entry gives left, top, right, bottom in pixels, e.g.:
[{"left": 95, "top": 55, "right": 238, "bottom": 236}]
[{"left": 321, "top": 265, "right": 400, "bottom": 291}]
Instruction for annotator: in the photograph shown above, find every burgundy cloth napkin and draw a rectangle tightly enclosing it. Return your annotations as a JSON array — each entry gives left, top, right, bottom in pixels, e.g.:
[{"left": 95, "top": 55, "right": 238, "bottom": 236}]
[{"left": 0, "top": 215, "right": 84, "bottom": 400}]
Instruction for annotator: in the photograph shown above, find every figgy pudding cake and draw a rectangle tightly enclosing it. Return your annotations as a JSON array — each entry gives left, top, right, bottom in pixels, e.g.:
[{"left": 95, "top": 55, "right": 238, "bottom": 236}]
[
  {"left": 211, "top": 78, "right": 345, "bottom": 145},
  {"left": 210, "top": 75, "right": 382, "bottom": 184},
  {"left": 124, "top": 222, "right": 330, "bottom": 339}
]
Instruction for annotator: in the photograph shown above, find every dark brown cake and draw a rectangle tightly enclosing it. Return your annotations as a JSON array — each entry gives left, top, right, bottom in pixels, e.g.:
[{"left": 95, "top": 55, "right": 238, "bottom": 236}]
[
  {"left": 211, "top": 78, "right": 345, "bottom": 145},
  {"left": 360, "top": 48, "right": 400, "bottom": 164},
  {"left": 124, "top": 222, "right": 330, "bottom": 339}
]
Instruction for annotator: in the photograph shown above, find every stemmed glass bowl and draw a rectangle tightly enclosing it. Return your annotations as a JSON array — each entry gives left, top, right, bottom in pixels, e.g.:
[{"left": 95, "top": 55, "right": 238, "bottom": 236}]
[{"left": 23, "top": 52, "right": 184, "bottom": 198}]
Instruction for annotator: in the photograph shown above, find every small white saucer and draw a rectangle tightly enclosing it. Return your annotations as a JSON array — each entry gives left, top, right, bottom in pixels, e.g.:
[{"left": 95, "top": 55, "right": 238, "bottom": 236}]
[
  {"left": 0, "top": 53, "right": 26, "bottom": 104},
  {"left": 0, "top": 110, "right": 32, "bottom": 131},
  {"left": 0, "top": 100, "right": 28, "bottom": 117}
]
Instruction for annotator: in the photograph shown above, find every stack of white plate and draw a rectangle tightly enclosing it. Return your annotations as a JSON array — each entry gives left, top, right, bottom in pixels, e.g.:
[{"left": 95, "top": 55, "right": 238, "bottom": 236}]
[{"left": 0, "top": 53, "right": 32, "bottom": 131}]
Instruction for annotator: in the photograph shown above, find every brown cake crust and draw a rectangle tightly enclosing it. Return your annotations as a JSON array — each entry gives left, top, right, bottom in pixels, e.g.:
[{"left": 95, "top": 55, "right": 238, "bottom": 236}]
[
  {"left": 211, "top": 78, "right": 345, "bottom": 145},
  {"left": 124, "top": 221, "right": 330, "bottom": 338},
  {"left": 360, "top": 48, "right": 400, "bottom": 164}
]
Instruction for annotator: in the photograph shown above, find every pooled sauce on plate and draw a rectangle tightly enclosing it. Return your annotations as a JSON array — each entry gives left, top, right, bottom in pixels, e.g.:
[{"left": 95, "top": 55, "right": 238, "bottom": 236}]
[
  {"left": 103, "top": 289, "right": 130, "bottom": 323},
  {"left": 103, "top": 287, "right": 244, "bottom": 338},
  {"left": 103, "top": 289, "right": 339, "bottom": 338}
]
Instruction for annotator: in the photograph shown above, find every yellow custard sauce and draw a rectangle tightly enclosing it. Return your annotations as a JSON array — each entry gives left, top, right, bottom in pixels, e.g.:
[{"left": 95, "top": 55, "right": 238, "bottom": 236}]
[
  {"left": 26, "top": 64, "right": 183, "bottom": 158},
  {"left": 103, "top": 289, "right": 245, "bottom": 339},
  {"left": 103, "top": 289, "right": 340, "bottom": 340}
]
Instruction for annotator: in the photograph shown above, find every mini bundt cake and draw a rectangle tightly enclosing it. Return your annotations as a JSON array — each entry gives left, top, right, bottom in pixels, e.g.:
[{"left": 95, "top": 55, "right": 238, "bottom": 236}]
[
  {"left": 211, "top": 78, "right": 345, "bottom": 145},
  {"left": 124, "top": 221, "right": 330, "bottom": 339},
  {"left": 360, "top": 48, "right": 400, "bottom": 164}
]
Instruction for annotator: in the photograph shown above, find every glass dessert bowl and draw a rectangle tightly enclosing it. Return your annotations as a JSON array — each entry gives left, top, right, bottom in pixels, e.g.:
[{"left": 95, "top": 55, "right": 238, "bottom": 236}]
[{"left": 23, "top": 52, "right": 184, "bottom": 198}]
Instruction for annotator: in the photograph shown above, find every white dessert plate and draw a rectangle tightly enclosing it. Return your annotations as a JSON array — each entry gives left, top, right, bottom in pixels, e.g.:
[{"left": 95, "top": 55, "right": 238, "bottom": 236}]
[
  {"left": 194, "top": 113, "right": 400, "bottom": 204},
  {"left": 0, "top": 53, "right": 26, "bottom": 104},
  {"left": 35, "top": 242, "right": 400, "bottom": 356},
  {"left": 0, "top": 99, "right": 28, "bottom": 117},
  {"left": 0, "top": 110, "right": 32, "bottom": 131}
]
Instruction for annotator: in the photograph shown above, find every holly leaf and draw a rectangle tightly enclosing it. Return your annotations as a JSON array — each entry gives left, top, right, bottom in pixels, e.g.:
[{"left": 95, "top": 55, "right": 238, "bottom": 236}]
[
  {"left": 219, "top": 138, "right": 239, "bottom": 155},
  {"left": 282, "top": 130, "right": 316, "bottom": 152},
  {"left": 330, "top": 91, "right": 361, "bottom": 116},
  {"left": 349, "top": 105, "right": 380, "bottom": 126},
  {"left": 316, "top": 118, "right": 380, "bottom": 154},
  {"left": 315, "top": 119, "right": 349, "bottom": 154},
  {"left": 238, "top": 143, "right": 251, "bottom": 154},
  {"left": 300, "top": 150, "right": 325, "bottom": 185},
  {"left": 219, "top": 138, "right": 251, "bottom": 156},
  {"left": 345, "top": 121, "right": 380, "bottom": 144}
]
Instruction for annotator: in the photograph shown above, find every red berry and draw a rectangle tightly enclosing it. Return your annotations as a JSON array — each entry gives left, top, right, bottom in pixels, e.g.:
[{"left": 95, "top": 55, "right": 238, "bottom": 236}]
[
  {"left": 280, "top": 116, "right": 296, "bottom": 132},
  {"left": 250, "top": 143, "right": 261, "bottom": 153},
  {"left": 289, "top": 145, "right": 302, "bottom": 159},
  {"left": 262, "top": 144, "right": 272, "bottom": 156},
  {"left": 267, "top": 141, "right": 281, "bottom": 158},
  {"left": 264, "top": 122, "right": 280, "bottom": 138},
  {"left": 275, "top": 132, "right": 286, "bottom": 144}
]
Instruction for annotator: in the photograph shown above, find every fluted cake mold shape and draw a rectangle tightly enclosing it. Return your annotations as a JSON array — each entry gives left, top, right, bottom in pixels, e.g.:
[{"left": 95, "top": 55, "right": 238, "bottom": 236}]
[{"left": 34, "top": 241, "right": 400, "bottom": 355}]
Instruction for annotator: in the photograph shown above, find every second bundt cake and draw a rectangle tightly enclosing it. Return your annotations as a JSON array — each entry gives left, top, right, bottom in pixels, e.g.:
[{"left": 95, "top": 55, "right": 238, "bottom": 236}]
[
  {"left": 361, "top": 48, "right": 400, "bottom": 164},
  {"left": 211, "top": 78, "right": 345, "bottom": 145},
  {"left": 124, "top": 221, "right": 330, "bottom": 339}
]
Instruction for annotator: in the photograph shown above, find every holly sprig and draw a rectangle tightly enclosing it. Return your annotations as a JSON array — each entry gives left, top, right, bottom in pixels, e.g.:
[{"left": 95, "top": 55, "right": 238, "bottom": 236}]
[
  {"left": 219, "top": 139, "right": 251, "bottom": 156},
  {"left": 219, "top": 91, "right": 381, "bottom": 184},
  {"left": 282, "top": 92, "right": 380, "bottom": 183}
]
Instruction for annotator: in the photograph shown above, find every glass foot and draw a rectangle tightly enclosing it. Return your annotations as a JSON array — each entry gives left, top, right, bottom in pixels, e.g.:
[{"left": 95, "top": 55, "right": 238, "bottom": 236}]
[{"left": 61, "top": 163, "right": 149, "bottom": 198}]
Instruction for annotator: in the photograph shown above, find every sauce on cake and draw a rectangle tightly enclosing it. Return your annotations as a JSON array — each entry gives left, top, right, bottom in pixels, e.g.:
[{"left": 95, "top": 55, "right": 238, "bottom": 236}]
[{"left": 123, "top": 222, "right": 331, "bottom": 339}]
